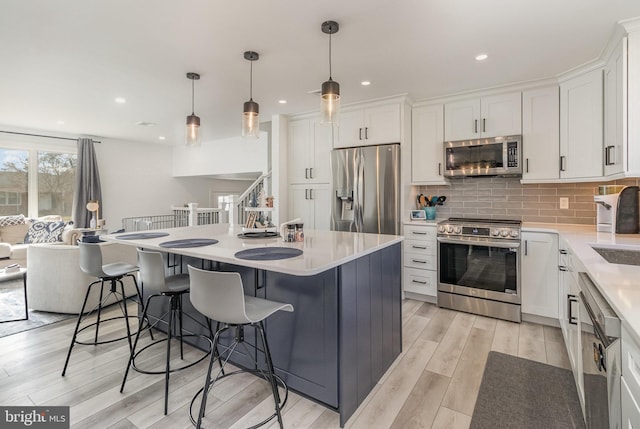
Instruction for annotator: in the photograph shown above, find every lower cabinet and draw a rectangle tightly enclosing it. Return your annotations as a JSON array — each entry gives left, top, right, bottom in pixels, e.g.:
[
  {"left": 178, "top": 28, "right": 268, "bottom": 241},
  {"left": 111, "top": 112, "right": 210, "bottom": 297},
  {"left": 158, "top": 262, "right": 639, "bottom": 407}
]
[
  {"left": 623, "top": 377, "right": 640, "bottom": 428},
  {"left": 402, "top": 223, "right": 437, "bottom": 300},
  {"left": 521, "top": 231, "right": 559, "bottom": 319},
  {"left": 622, "top": 325, "right": 640, "bottom": 427},
  {"left": 288, "top": 183, "right": 330, "bottom": 230}
]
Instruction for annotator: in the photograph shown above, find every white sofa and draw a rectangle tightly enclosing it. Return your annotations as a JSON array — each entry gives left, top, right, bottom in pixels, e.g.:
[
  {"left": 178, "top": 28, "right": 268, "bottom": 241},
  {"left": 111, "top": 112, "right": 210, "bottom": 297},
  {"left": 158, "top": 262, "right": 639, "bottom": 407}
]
[{"left": 26, "top": 242, "right": 139, "bottom": 314}]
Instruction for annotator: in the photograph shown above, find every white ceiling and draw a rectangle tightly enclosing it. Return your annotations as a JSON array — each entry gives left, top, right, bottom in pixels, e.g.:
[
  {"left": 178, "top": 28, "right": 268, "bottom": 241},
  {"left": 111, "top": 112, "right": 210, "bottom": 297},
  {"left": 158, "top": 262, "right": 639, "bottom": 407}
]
[{"left": 1, "top": 0, "right": 640, "bottom": 145}]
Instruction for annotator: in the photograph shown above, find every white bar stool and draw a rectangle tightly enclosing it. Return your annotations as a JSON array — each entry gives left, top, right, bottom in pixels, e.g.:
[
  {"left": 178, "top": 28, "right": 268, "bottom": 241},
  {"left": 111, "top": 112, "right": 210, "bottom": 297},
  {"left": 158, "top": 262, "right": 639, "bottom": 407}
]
[{"left": 187, "top": 265, "right": 294, "bottom": 429}]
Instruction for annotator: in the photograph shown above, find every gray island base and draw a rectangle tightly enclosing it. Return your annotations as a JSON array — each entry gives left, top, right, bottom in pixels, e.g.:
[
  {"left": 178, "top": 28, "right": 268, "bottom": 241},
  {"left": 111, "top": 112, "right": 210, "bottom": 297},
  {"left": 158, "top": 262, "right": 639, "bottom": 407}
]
[{"left": 108, "top": 226, "right": 404, "bottom": 427}]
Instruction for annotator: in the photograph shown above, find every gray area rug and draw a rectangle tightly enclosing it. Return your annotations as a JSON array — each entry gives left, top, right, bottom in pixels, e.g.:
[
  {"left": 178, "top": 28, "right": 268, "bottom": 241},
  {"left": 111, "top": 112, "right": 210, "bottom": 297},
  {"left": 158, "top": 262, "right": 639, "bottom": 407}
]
[
  {"left": 471, "top": 351, "right": 585, "bottom": 429},
  {"left": 0, "top": 278, "right": 74, "bottom": 337}
]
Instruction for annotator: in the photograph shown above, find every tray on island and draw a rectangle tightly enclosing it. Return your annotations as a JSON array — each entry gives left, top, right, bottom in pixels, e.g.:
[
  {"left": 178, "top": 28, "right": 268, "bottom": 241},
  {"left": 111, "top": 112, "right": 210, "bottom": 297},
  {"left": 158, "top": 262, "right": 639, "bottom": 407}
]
[{"left": 237, "top": 231, "right": 280, "bottom": 239}]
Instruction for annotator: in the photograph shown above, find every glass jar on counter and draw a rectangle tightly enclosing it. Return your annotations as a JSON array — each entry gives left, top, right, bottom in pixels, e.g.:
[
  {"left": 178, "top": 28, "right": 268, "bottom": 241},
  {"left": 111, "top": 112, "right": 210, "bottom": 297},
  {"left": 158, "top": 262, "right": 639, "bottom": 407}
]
[
  {"left": 286, "top": 224, "right": 296, "bottom": 243},
  {"left": 294, "top": 223, "right": 304, "bottom": 242}
]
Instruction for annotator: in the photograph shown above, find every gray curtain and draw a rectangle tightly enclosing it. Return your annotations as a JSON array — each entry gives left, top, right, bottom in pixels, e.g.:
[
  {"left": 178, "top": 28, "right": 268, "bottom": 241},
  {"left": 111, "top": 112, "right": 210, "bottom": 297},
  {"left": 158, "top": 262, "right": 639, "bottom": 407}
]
[{"left": 72, "top": 138, "right": 102, "bottom": 228}]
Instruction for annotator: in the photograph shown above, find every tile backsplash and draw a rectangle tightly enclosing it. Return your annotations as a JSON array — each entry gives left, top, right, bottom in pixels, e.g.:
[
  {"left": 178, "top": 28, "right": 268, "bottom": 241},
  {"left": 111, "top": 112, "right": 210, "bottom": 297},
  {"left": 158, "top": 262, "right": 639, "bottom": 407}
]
[{"left": 417, "top": 177, "right": 640, "bottom": 224}]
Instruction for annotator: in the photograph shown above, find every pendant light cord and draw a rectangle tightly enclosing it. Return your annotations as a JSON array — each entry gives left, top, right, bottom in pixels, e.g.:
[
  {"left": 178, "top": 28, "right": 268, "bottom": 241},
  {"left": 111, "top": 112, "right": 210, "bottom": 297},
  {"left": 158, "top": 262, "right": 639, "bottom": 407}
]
[
  {"left": 328, "top": 31, "right": 333, "bottom": 79},
  {"left": 249, "top": 60, "right": 253, "bottom": 101},
  {"left": 191, "top": 78, "right": 195, "bottom": 115}
]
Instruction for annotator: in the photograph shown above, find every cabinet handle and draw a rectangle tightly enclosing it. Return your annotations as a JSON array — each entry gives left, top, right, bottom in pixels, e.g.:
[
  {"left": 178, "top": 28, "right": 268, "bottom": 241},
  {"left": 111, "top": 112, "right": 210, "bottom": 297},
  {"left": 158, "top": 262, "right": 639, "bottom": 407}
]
[
  {"left": 559, "top": 249, "right": 568, "bottom": 255},
  {"left": 358, "top": 128, "right": 363, "bottom": 140},
  {"left": 438, "top": 162, "right": 442, "bottom": 176},
  {"left": 526, "top": 158, "right": 529, "bottom": 173},
  {"left": 411, "top": 280, "right": 428, "bottom": 285},
  {"left": 474, "top": 119, "right": 478, "bottom": 133},
  {"left": 559, "top": 265, "right": 569, "bottom": 272},
  {"left": 305, "top": 168, "right": 309, "bottom": 179},
  {"left": 309, "top": 189, "right": 313, "bottom": 200},
  {"left": 305, "top": 189, "right": 309, "bottom": 200},
  {"left": 568, "top": 294, "right": 578, "bottom": 325},
  {"left": 411, "top": 259, "right": 428, "bottom": 264},
  {"left": 309, "top": 167, "right": 313, "bottom": 179},
  {"left": 482, "top": 118, "right": 486, "bottom": 132},
  {"left": 364, "top": 127, "right": 369, "bottom": 139},
  {"left": 411, "top": 231, "right": 427, "bottom": 235},
  {"left": 524, "top": 240, "right": 528, "bottom": 256},
  {"left": 560, "top": 156, "right": 566, "bottom": 172},
  {"left": 605, "top": 145, "right": 615, "bottom": 166},
  {"left": 411, "top": 245, "right": 427, "bottom": 250}
]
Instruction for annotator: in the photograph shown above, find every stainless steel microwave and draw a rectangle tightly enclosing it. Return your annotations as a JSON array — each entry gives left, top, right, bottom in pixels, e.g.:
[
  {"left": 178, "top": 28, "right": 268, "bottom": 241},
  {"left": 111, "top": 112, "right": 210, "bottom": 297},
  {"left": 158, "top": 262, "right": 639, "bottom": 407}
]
[{"left": 444, "top": 135, "right": 522, "bottom": 178}]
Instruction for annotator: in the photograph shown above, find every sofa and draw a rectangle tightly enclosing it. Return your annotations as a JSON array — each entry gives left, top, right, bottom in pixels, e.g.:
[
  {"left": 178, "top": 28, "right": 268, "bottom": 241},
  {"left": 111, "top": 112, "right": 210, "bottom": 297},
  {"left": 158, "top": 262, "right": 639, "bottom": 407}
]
[{"left": 26, "top": 241, "right": 139, "bottom": 314}]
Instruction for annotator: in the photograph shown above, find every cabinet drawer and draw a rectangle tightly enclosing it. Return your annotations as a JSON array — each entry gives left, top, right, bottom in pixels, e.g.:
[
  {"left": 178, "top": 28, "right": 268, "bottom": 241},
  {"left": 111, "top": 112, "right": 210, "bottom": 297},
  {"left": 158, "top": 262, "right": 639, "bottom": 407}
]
[
  {"left": 404, "top": 252, "right": 436, "bottom": 270},
  {"left": 403, "top": 267, "right": 437, "bottom": 297},
  {"left": 404, "top": 224, "right": 436, "bottom": 240},
  {"left": 403, "top": 239, "right": 436, "bottom": 255},
  {"left": 623, "top": 325, "right": 640, "bottom": 402}
]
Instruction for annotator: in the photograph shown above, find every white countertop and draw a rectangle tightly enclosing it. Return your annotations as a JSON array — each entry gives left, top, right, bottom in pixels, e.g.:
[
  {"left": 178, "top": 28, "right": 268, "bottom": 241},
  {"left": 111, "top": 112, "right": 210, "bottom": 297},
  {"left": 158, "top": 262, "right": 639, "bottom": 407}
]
[
  {"left": 523, "top": 222, "right": 640, "bottom": 344},
  {"left": 101, "top": 224, "right": 403, "bottom": 277}
]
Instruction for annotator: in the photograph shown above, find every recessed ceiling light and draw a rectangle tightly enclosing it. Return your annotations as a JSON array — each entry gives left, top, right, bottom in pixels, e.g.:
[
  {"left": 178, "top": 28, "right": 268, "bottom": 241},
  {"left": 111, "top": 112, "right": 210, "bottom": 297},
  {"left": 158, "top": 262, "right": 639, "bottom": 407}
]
[
  {"left": 361, "top": 81, "right": 371, "bottom": 86},
  {"left": 475, "top": 54, "right": 488, "bottom": 61},
  {"left": 56, "top": 120, "right": 65, "bottom": 125},
  {"left": 115, "top": 97, "right": 127, "bottom": 104},
  {"left": 158, "top": 136, "right": 166, "bottom": 141},
  {"left": 278, "top": 99, "right": 287, "bottom": 104},
  {"left": 135, "top": 121, "right": 157, "bottom": 127}
]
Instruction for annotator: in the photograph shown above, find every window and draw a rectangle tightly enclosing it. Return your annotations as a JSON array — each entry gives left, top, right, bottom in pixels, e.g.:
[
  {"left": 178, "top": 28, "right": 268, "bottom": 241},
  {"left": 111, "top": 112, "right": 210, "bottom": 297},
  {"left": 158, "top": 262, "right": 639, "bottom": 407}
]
[{"left": 0, "top": 148, "right": 76, "bottom": 219}]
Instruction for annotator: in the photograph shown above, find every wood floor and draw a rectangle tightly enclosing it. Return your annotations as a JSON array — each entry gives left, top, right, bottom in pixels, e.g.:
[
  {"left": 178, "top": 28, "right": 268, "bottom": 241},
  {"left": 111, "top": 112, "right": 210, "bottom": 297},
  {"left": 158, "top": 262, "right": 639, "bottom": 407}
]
[{"left": 0, "top": 299, "right": 571, "bottom": 429}]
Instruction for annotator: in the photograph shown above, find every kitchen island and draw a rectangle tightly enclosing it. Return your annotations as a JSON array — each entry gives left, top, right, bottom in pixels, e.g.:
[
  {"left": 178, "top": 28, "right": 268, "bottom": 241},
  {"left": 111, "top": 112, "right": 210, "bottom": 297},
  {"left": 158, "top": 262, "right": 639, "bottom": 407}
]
[{"left": 102, "top": 224, "right": 403, "bottom": 426}]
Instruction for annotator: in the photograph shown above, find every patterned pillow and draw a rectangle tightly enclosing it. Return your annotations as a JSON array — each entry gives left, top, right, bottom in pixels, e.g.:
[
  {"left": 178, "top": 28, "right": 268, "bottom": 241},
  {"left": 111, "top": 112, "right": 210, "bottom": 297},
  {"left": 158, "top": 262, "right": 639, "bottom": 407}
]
[
  {"left": 23, "top": 221, "right": 67, "bottom": 244},
  {"left": 0, "top": 214, "right": 26, "bottom": 228}
]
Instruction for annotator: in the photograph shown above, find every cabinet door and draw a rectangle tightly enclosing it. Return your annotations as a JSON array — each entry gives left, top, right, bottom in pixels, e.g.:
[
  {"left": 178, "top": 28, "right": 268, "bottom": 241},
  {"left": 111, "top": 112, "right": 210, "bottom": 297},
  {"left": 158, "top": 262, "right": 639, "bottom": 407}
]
[
  {"left": 623, "top": 377, "right": 640, "bottom": 429},
  {"left": 568, "top": 273, "right": 584, "bottom": 408},
  {"left": 310, "top": 184, "right": 331, "bottom": 230},
  {"left": 311, "top": 119, "right": 333, "bottom": 183},
  {"left": 604, "top": 38, "right": 626, "bottom": 176},
  {"left": 480, "top": 92, "right": 522, "bottom": 137},
  {"left": 363, "top": 104, "right": 401, "bottom": 145},
  {"left": 522, "top": 87, "right": 560, "bottom": 181},
  {"left": 411, "top": 104, "right": 445, "bottom": 183},
  {"left": 334, "top": 110, "right": 364, "bottom": 148},
  {"left": 521, "top": 232, "right": 559, "bottom": 319},
  {"left": 288, "top": 184, "right": 314, "bottom": 227},
  {"left": 288, "top": 119, "right": 312, "bottom": 183},
  {"left": 560, "top": 68, "right": 604, "bottom": 179},
  {"left": 444, "top": 99, "right": 480, "bottom": 141}
]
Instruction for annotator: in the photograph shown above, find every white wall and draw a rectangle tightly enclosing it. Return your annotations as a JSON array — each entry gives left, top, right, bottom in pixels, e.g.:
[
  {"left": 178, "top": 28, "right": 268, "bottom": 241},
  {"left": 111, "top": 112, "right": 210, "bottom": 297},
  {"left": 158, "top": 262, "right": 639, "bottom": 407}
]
[{"left": 171, "top": 132, "right": 269, "bottom": 177}]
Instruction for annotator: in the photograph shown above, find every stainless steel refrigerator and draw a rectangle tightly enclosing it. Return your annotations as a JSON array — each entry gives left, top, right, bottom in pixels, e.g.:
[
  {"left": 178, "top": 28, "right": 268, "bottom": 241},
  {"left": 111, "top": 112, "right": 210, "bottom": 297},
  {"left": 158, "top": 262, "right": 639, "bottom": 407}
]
[{"left": 331, "top": 143, "right": 400, "bottom": 234}]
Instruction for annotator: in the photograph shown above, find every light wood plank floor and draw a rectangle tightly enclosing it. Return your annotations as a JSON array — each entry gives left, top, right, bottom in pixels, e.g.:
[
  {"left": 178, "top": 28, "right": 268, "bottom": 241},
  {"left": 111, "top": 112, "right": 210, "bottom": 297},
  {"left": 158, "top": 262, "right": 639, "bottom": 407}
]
[{"left": 0, "top": 299, "right": 571, "bottom": 428}]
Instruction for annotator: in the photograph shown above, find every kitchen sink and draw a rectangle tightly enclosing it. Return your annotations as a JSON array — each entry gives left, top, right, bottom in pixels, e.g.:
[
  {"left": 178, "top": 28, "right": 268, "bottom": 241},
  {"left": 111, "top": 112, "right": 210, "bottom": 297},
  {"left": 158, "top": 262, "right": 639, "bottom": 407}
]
[{"left": 590, "top": 244, "right": 640, "bottom": 266}]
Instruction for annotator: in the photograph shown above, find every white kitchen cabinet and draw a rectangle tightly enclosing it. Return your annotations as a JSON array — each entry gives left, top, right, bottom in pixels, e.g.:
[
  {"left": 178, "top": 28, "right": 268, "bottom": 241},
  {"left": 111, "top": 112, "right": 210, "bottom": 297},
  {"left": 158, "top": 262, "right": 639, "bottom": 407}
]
[
  {"left": 521, "top": 86, "right": 560, "bottom": 181},
  {"left": 559, "top": 68, "right": 604, "bottom": 180},
  {"left": 287, "top": 117, "right": 333, "bottom": 184},
  {"left": 411, "top": 104, "right": 446, "bottom": 184},
  {"left": 288, "top": 184, "right": 330, "bottom": 230},
  {"left": 604, "top": 37, "right": 627, "bottom": 177},
  {"left": 335, "top": 103, "right": 401, "bottom": 148},
  {"left": 402, "top": 223, "right": 437, "bottom": 300},
  {"left": 622, "top": 324, "right": 640, "bottom": 427},
  {"left": 444, "top": 92, "right": 521, "bottom": 141},
  {"left": 521, "top": 232, "right": 559, "bottom": 319},
  {"left": 568, "top": 268, "right": 584, "bottom": 409},
  {"left": 623, "top": 377, "right": 640, "bottom": 428}
]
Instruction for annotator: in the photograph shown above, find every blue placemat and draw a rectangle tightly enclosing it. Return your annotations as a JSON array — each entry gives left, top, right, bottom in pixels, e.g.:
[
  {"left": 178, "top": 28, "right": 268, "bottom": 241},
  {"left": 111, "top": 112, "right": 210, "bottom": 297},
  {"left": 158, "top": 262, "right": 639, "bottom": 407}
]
[
  {"left": 234, "top": 247, "right": 303, "bottom": 261},
  {"left": 159, "top": 238, "right": 219, "bottom": 248},
  {"left": 116, "top": 232, "right": 170, "bottom": 240}
]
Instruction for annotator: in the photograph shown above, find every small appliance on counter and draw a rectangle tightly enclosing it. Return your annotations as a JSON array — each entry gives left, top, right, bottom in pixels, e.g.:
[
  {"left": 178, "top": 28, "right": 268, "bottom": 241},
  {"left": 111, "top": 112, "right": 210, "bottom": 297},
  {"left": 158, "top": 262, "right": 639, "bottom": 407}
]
[{"left": 594, "top": 185, "right": 639, "bottom": 233}]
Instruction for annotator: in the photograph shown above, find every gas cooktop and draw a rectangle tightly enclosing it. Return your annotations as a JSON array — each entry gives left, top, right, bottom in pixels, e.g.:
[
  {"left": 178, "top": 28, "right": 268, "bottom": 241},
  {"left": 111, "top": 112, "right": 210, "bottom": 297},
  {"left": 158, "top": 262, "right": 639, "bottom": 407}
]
[{"left": 437, "top": 217, "right": 521, "bottom": 240}]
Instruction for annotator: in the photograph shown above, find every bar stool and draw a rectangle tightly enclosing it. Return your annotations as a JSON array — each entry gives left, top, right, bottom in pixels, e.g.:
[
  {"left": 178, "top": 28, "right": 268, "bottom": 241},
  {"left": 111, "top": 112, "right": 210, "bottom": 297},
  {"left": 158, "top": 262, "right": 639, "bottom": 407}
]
[
  {"left": 62, "top": 241, "right": 143, "bottom": 376},
  {"left": 187, "top": 265, "right": 294, "bottom": 429},
  {"left": 120, "top": 249, "right": 210, "bottom": 415}
]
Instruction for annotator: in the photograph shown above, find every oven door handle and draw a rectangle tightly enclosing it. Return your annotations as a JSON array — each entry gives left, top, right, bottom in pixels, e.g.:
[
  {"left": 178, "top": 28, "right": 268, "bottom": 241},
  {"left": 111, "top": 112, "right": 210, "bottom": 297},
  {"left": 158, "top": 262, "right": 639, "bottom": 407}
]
[{"left": 437, "top": 237, "right": 521, "bottom": 249}]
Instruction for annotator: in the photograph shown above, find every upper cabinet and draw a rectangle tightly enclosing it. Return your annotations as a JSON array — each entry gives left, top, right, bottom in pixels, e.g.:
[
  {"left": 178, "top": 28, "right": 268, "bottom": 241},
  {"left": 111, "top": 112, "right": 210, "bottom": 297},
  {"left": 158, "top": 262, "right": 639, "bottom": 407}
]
[
  {"left": 288, "top": 117, "right": 333, "bottom": 184},
  {"left": 334, "top": 103, "right": 401, "bottom": 148},
  {"left": 521, "top": 86, "right": 560, "bottom": 182},
  {"left": 444, "top": 92, "right": 522, "bottom": 141},
  {"left": 603, "top": 37, "right": 627, "bottom": 177},
  {"left": 411, "top": 104, "right": 446, "bottom": 184},
  {"left": 559, "top": 68, "right": 603, "bottom": 180}
]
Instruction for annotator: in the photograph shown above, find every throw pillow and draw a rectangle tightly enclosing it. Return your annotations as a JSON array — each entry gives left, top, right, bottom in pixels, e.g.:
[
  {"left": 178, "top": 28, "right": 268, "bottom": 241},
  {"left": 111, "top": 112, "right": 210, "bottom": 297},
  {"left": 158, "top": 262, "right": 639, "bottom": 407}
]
[
  {"left": 0, "top": 214, "right": 26, "bottom": 228},
  {"left": 23, "top": 221, "right": 67, "bottom": 244}
]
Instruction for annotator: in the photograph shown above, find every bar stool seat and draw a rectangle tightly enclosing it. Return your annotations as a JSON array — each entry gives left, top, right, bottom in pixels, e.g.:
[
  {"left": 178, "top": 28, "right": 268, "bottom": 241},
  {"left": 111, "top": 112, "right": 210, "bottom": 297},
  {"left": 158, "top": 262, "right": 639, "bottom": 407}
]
[
  {"left": 120, "top": 249, "right": 210, "bottom": 415},
  {"left": 62, "top": 241, "right": 144, "bottom": 376},
  {"left": 187, "top": 265, "right": 294, "bottom": 429}
]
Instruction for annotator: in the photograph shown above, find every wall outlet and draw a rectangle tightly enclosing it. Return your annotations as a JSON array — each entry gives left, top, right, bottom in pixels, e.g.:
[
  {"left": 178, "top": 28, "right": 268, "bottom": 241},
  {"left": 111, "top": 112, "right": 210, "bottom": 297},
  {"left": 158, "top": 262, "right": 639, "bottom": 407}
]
[{"left": 559, "top": 197, "right": 569, "bottom": 209}]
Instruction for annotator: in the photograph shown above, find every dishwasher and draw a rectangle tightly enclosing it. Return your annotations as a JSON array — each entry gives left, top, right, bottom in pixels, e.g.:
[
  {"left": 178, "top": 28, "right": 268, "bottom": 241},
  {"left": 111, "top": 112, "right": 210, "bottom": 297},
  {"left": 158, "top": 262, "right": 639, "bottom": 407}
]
[{"left": 579, "top": 272, "right": 621, "bottom": 429}]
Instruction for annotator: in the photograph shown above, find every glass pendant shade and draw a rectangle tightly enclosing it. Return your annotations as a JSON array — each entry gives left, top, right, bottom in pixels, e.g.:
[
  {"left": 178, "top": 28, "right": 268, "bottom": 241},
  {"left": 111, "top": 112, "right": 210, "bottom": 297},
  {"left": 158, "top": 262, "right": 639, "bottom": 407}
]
[
  {"left": 321, "top": 78, "right": 340, "bottom": 125},
  {"left": 185, "top": 114, "right": 200, "bottom": 146},
  {"left": 242, "top": 99, "right": 260, "bottom": 138}
]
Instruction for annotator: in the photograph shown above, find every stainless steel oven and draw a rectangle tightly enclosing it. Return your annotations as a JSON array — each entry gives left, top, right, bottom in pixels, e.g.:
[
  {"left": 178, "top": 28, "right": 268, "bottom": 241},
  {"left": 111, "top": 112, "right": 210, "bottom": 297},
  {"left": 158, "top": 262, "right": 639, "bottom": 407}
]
[
  {"left": 579, "top": 272, "right": 621, "bottom": 429},
  {"left": 437, "top": 218, "right": 521, "bottom": 322}
]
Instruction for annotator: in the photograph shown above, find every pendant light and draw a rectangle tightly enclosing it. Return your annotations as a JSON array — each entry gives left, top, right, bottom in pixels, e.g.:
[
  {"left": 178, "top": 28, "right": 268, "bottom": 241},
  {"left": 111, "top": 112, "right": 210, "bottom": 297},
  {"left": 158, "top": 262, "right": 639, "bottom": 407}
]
[
  {"left": 242, "top": 51, "right": 260, "bottom": 139},
  {"left": 321, "top": 20, "right": 340, "bottom": 125},
  {"left": 185, "top": 72, "right": 201, "bottom": 146}
]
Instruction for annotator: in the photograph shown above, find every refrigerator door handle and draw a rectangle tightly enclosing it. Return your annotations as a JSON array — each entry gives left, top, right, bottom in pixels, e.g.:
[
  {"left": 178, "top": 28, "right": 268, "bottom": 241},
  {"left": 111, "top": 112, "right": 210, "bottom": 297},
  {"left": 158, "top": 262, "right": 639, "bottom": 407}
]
[{"left": 355, "top": 150, "right": 365, "bottom": 232}]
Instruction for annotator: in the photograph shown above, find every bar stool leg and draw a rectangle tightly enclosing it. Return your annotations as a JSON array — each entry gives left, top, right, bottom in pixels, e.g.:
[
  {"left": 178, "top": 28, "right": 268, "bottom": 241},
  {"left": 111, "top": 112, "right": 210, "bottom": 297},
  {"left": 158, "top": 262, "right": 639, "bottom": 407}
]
[
  {"left": 164, "top": 296, "right": 174, "bottom": 415},
  {"left": 178, "top": 295, "right": 185, "bottom": 359},
  {"left": 94, "top": 280, "right": 106, "bottom": 344},
  {"left": 196, "top": 329, "right": 222, "bottom": 429},
  {"left": 62, "top": 281, "right": 99, "bottom": 376},
  {"left": 256, "top": 322, "right": 284, "bottom": 429},
  {"left": 120, "top": 294, "right": 154, "bottom": 393},
  {"left": 119, "top": 279, "right": 134, "bottom": 353}
]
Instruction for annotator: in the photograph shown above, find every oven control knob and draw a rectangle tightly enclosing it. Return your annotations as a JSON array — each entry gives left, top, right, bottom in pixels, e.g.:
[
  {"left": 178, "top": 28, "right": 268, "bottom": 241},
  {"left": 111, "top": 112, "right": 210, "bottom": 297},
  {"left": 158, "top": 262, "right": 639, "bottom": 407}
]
[
  {"left": 491, "top": 229, "right": 500, "bottom": 236},
  {"left": 453, "top": 226, "right": 462, "bottom": 234},
  {"left": 438, "top": 225, "right": 446, "bottom": 233},
  {"left": 500, "top": 229, "right": 509, "bottom": 237},
  {"left": 509, "top": 230, "right": 519, "bottom": 238},
  {"left": 447, "top": 226, "right": 454, "bottom": 233}
]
